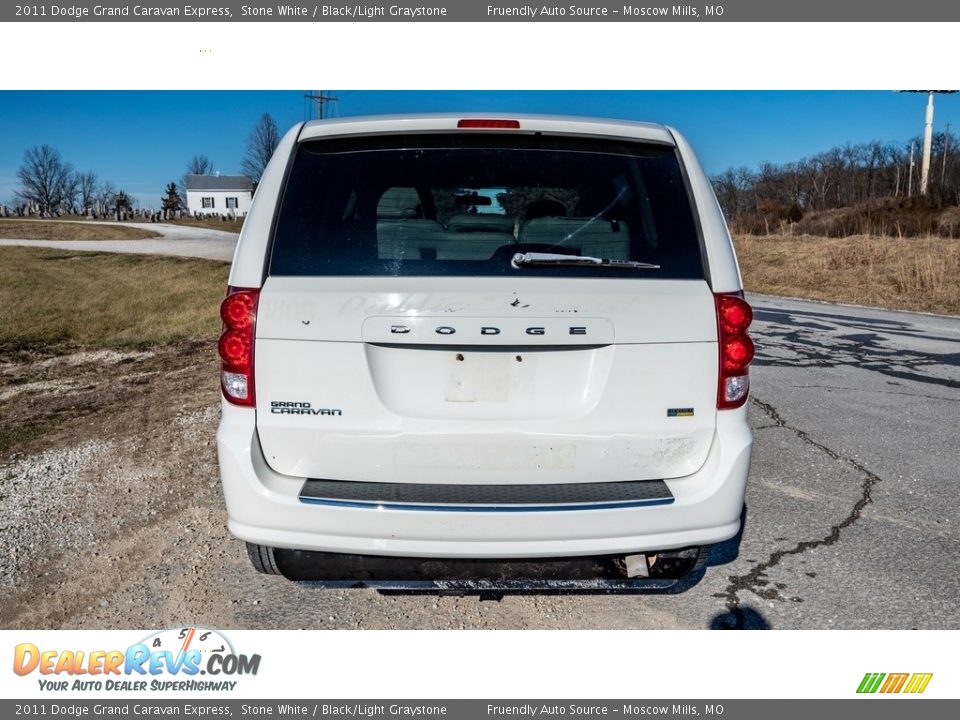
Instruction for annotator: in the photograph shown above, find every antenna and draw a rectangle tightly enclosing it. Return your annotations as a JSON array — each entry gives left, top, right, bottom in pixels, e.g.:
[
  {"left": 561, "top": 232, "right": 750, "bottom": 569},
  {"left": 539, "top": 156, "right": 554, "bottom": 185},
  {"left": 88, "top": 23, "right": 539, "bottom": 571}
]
[{"left": 304, "top": 91, "right": 339, "bottom": 120}]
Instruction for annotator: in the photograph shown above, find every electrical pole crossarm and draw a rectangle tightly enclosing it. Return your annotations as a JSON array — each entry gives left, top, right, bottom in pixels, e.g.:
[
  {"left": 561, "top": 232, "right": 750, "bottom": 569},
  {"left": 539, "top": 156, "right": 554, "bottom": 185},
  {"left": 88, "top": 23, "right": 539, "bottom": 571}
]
[{"left": 304, "top": 91, "right": 339, "bottom": 120}]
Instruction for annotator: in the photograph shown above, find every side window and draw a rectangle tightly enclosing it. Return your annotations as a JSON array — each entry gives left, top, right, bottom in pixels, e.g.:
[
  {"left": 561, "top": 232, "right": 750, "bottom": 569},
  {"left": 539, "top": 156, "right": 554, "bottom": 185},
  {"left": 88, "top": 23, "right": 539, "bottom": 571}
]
[
  {"left": 202, "top": 197, "right": 215, "bottom": 209},
  {"left": 376, "top": 187, "right": 420, "bottom": 219},
  {"left": 226, "top": 197, "right": 239, "bottom": 209},
  {"left": 376, "top": 187, "right": 440, "bottom": 261}
]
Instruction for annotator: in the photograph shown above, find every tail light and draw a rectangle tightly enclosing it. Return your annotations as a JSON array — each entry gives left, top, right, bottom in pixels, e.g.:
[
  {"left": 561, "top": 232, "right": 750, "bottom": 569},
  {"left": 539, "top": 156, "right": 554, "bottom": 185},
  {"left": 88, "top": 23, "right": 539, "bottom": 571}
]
[
  {"left": 715, "top": 292, "right": 755, "bottom": 409},
  {"left": 218, "top": 287, "right": 260, "bottom": 406}
]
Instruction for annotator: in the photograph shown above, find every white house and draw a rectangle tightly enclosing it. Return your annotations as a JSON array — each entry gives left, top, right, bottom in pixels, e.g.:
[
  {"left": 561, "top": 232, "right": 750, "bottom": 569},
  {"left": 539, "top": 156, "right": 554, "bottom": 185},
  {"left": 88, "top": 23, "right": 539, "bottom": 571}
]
[{"left": 185, "top": 174, "right": 253, "bottom": 217}]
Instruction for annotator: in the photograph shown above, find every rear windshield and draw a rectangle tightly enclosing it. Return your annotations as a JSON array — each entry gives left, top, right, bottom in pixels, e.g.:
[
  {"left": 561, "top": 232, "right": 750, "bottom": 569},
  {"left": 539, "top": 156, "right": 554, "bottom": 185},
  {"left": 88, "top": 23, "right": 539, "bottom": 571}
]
[{"left": 269, "top": 134, "right": 703, "bottom": 279}]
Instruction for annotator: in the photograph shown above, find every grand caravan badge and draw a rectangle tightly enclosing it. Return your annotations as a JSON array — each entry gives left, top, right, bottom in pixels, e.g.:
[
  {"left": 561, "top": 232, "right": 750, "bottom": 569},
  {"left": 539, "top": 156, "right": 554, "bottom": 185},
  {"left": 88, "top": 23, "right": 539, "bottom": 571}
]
[{"left": 271, "top": 401, "right": 342, "bottom": 416}]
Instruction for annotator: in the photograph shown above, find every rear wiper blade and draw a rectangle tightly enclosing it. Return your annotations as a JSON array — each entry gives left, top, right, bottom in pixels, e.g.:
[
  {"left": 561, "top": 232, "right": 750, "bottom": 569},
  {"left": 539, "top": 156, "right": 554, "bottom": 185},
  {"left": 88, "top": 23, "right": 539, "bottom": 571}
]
[{"left": 511, "top": 252, "right": 660, "bottom": 270}]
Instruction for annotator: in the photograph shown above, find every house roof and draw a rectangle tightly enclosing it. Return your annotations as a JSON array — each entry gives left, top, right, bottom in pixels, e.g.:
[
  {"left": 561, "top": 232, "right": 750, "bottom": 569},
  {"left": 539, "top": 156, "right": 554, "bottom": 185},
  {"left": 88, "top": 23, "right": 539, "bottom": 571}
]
[{"left": 185, "top": 174, "right": 253, "bottom": 192}]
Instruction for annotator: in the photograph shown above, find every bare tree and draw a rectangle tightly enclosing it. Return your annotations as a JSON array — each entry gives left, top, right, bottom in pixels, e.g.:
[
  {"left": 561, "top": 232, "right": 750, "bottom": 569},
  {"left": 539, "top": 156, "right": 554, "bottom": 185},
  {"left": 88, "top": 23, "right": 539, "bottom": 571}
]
[
  {"left": 186, "top": 154, "right": 215, "bottom": 176},
  {"left": 96, "top": 181, "right": 117, "bottom": 216},
  {"left": 180, "top": 154, "right": 215, "bottom": 201},
  {"left": 712, "top": 130, "right": 960, "bottom": 237},
  {"left": 77, "top": 170, "right": 99, "bottom": 214},
  {"left": 241, "top": 113, "right": 280, "bottom": 184},
  {"left": 15, "top": 144, "right": 75, "bottom": 215},
  {"left": 61, "top": 172, "right": 80, "bottom": 213}
]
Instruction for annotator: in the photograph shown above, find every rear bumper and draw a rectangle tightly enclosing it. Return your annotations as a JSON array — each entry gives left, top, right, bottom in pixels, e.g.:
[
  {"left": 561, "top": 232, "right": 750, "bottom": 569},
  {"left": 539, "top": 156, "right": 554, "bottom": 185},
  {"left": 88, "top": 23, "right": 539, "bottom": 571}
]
[{"left": 217, "top": 403, "right": 752, "bottom": 558}]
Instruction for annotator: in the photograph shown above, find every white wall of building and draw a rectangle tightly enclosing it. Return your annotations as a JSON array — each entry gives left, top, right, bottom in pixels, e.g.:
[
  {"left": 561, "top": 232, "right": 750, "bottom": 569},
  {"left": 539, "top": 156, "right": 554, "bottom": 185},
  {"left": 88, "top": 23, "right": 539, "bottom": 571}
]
[{"left": 186, "top": 189, "right": 252, "bottom": 216}]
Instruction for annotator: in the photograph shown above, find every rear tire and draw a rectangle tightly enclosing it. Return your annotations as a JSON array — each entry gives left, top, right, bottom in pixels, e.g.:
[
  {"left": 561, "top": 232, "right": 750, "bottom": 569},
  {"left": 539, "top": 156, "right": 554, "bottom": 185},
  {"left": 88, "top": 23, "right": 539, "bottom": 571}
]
[
  {"left": 654, "top": 545, "right": 711, "bottom": 593},
  {"left": 246, "top": 542, "right": 282, "bottom": 575}
]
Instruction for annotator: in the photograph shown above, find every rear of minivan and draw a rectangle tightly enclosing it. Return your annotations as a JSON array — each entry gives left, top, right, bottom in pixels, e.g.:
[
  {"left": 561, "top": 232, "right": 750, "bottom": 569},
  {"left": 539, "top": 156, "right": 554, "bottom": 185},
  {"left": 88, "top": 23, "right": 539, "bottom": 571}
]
[{"left": 216, "top": 115, "right": 754, "bottom": 589}]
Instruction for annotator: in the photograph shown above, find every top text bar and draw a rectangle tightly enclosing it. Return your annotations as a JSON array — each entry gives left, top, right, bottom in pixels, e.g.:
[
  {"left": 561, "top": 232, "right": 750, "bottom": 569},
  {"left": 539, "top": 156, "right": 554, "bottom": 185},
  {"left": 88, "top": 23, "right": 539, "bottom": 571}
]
[{"left": 5, "top": 1, "right": 960, "bottom": 22}]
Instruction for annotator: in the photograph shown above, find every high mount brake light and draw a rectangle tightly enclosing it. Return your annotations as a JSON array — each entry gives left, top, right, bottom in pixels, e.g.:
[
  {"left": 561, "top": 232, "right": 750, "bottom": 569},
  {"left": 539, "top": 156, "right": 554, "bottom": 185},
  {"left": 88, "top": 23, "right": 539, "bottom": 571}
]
[
  {"left": 715, "top": 293, "right": 755, "bottom": 409},
  {"left": 457, "top": 119, "right": 521, "bottom": 129},
  {"left": 218, "top": 287, "right": 260, "bottom": 406}
]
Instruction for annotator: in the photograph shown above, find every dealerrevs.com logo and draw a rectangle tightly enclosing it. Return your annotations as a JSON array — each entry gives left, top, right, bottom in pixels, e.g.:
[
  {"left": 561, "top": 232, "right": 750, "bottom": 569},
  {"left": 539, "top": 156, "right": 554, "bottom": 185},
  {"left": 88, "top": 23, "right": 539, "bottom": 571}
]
[{"left": 13, "top": 627, "right": 260, "bottom": 692}]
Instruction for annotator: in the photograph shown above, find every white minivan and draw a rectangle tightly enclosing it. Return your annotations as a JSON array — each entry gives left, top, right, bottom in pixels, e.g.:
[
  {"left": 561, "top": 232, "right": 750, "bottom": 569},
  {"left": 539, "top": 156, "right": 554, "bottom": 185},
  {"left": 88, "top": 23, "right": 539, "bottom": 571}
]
[{"left": 216, "top": 114, "right": 754, "bottom": 591}]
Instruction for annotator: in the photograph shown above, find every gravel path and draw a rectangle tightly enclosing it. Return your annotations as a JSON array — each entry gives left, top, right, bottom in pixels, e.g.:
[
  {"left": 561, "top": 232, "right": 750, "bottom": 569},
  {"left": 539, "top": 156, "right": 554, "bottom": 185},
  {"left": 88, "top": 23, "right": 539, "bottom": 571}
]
[{"left": 0, "top": 222, "right": 237, "bottom": 261}]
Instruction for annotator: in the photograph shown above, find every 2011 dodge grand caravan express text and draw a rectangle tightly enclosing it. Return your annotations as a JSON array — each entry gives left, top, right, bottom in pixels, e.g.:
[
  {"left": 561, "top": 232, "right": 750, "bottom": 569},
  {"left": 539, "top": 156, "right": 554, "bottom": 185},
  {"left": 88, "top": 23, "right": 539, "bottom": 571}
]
[{"left": 216, "top": 115, "right": 755, "bottom": 591}]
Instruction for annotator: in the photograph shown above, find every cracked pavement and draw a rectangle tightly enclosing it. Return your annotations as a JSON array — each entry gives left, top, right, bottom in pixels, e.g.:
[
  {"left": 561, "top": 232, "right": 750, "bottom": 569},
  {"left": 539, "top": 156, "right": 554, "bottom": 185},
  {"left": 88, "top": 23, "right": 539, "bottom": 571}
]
[{"left": 703, "top": 294, "right": 960, "bottom": 629}]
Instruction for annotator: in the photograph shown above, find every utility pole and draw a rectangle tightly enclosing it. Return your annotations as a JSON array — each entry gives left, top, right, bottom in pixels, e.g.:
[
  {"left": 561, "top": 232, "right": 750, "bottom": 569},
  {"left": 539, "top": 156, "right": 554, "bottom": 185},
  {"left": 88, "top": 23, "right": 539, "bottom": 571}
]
[
  {"left": 304, "top": 91, "right": 338, "bottom": 120},
  {"left": 908, "top": 141, "right": 915, "bottom": 197},
  {"left": 920, "top": 91, "right": 934, "bottom": 196},
  {"left": 942, "top": 122, "right": 951, "bottom": 186}
]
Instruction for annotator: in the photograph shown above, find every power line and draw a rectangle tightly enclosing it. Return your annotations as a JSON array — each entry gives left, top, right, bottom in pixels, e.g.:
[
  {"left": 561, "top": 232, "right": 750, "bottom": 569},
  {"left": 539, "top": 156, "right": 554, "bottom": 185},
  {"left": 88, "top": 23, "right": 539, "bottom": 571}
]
[{"left": 304, "top": 91, "right": 339, "bottom": 120}]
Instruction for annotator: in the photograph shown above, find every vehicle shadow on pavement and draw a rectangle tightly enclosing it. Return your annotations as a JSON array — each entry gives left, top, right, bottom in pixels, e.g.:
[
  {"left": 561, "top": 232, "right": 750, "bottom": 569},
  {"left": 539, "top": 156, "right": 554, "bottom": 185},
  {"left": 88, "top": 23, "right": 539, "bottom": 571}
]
[
  {"left": 708, "top": 607, "right": 771, "bottom": 630},
  {"left": 704, "top": 505, "right": 773, "bottom": 630},
  {"left": 751, "top": 306, "right": 960, "bottom": 390},
  {"left": 707, "top": 504, "right": 748, "bottom": 567}
]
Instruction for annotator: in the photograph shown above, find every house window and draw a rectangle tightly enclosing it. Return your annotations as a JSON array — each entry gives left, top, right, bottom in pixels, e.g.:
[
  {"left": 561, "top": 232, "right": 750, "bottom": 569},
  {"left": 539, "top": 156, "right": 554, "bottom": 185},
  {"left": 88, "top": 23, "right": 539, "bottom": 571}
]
[
  {"left": 226, "top": 197, "right": 238, "bottom": 209},
  {"left": 201, "top": 197, "right": 215, "bottom": 209}
]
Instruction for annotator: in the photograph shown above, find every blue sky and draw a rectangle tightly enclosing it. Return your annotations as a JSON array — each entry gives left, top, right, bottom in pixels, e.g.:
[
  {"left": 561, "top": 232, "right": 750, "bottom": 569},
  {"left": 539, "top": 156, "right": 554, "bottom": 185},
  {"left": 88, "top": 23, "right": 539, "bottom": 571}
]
[{"left": 2, "top": 90, "right": 959, "bottom": 208}]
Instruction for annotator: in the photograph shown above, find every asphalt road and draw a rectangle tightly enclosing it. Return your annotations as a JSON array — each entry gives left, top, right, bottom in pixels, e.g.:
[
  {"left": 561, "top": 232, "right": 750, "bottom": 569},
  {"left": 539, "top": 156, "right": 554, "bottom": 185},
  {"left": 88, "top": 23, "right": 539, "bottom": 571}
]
[{"left": 702, "top": 295, "right": 960, "bottom": 628}]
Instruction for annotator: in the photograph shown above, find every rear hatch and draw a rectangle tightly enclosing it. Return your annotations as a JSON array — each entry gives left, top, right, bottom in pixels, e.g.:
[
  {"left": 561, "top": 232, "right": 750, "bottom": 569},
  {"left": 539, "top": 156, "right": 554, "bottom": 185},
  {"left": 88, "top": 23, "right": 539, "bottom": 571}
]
[{"left": 254, "top": 129, "right": 718, "bottom": 484}]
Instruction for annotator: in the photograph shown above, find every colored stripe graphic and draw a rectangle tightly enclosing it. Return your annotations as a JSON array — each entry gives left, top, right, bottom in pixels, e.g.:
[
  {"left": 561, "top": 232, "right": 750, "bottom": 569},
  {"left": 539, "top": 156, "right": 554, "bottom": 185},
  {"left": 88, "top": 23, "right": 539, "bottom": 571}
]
[
  {"left": 857, "top": 673, "right": 885, "bottom": 693},
  {"left": 857, "top": 672, "right": 933, "bottom": 694},
  {"left": 880, "top": 673, "right": 909, "bottom": 693},
  {"left": 904, "top": 673, "right": 934, "bottom": 694}
]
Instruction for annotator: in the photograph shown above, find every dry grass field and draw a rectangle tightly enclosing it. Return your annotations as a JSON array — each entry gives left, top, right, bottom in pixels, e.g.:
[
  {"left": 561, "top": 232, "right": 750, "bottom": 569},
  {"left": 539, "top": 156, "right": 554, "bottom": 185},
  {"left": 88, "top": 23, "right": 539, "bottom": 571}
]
[
  {"left": 0, "top": 247, "right": 228, "bottom": 349},
  {"left": 0, "top": 220, "right": 161, "bottom": 241},
  {"left": 734, "top": 234, "right": 960, "bottom": 316}
]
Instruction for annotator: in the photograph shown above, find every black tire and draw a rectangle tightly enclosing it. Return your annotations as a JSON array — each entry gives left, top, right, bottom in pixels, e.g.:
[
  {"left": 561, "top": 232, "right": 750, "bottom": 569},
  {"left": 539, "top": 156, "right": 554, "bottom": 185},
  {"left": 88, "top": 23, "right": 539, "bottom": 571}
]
[
  {"left": 245, "top": 542, "right": 282, "bottom": 575},
  {"left": 656, "top": 545, "right": 712, "bottom": 594}
]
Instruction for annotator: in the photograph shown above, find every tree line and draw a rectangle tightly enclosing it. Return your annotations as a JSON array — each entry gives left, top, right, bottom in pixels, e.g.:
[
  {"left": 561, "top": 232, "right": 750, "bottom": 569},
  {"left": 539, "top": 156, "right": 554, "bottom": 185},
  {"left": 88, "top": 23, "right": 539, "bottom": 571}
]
[
  {"left": 712, "top": 132, "right": 960, "bottom": 236},
  {"left": 11, "top": 112, "right": 281, "bottom": 218},
  {"left": 12, "top": 144, "right": 134, "bottom": 217}
]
